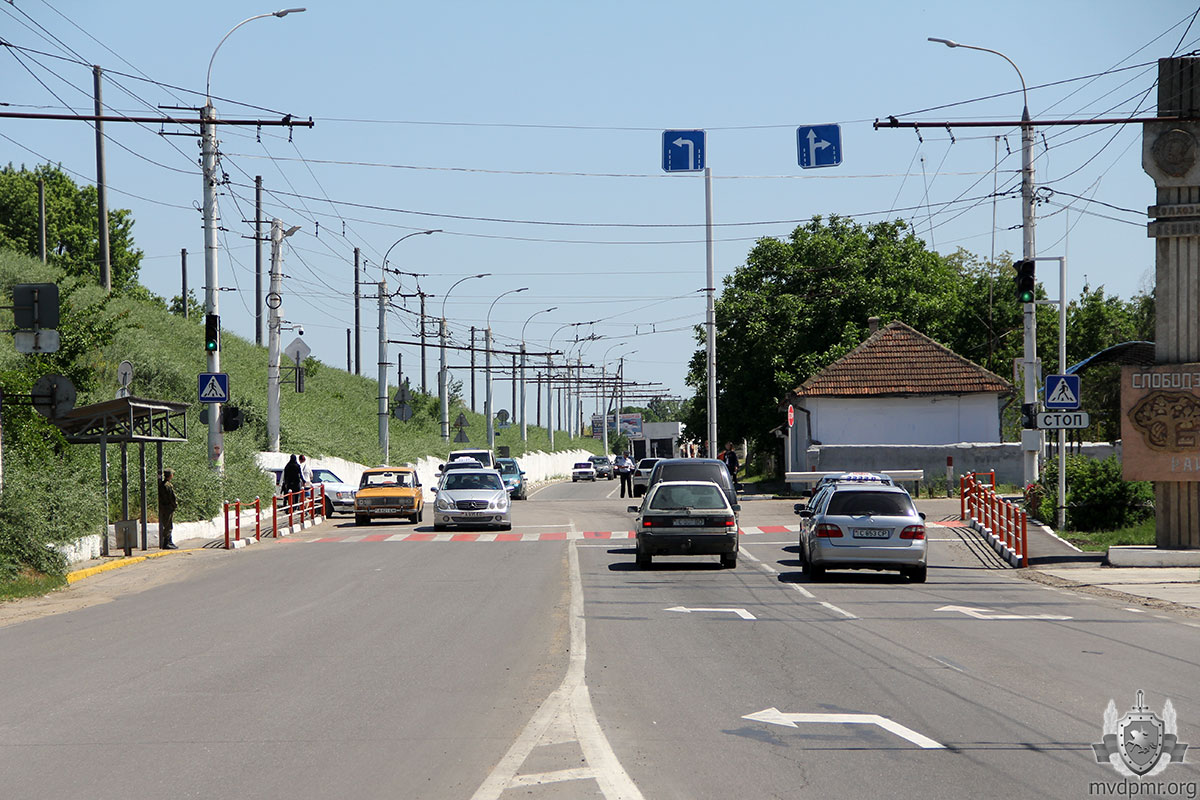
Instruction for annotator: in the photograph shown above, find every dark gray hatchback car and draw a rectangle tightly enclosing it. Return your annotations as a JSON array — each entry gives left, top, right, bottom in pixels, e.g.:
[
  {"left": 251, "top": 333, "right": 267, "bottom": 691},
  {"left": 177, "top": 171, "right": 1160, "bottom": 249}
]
[{"left": 644, "top": 459, "right": 738, "bottom": 510}]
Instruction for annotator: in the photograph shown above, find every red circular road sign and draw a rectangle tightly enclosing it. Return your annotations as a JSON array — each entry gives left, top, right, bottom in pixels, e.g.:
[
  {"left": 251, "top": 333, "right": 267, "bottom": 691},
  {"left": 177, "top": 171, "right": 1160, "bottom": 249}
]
[{"left": 787, "top": 405, "right": 795, "bottom": 428}]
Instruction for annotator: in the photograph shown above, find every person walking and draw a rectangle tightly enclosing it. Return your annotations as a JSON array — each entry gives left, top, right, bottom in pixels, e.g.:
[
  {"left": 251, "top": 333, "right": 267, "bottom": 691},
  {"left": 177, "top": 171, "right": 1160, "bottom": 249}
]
[
  {"left": 614, "top": 451, "right": 635, "bottom": 498},
  {"left": 157, "top": 469, "right": 178, "bottom": 550},
  {"left": 282, "top": 454, "right": 303, "bottom": 509},
  {"left": 718, "top": 442, "right": 741, "bottom": 486},
  {"left": 299, "top": 454, "right": 313, "bottom": 488}
]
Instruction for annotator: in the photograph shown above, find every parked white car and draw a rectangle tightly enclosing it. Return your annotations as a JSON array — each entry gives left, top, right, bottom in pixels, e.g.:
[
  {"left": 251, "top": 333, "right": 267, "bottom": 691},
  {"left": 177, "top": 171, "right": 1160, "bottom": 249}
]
[{"left": 571, "top": 461, "right": 597, "bottom": 482}]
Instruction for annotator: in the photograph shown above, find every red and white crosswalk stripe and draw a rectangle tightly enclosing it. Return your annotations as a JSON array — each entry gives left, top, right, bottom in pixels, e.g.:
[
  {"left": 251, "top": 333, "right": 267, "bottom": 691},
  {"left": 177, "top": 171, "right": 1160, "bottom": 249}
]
[{"left": 309, "top": 524, "right": 802, "bottom": 543}]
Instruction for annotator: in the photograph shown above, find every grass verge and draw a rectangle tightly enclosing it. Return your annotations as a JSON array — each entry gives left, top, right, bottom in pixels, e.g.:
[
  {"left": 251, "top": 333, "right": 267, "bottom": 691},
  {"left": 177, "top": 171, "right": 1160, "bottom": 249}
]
[
  {"left": 1062, "top": 519, "right": 1155, "bottom": 552},
  {"left": 0, "top": 570, "right": 67, "bottom": 603}
]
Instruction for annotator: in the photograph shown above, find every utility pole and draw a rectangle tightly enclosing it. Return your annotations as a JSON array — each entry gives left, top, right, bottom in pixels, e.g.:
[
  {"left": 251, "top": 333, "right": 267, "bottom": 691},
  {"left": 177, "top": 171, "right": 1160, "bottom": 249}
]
[
  {"left": 470, "top": 326, "right": 476, "bottom": 411},
  {"left": 180, "top": 249, "right": 188, "bottom": 318},
  {"left": 547, "top": 354, "right": 554, "bottom": 449},
  {"left": 379, "top": 275, "right": 389, "bottom": 462},
  {"left": 201, "top": 101, "right": 222, "bottom": 468},
  {"left": 486, "top": 326, "right": 494, "bottom": 448},
  {"left": 520, "top": 342, "right": 527, "bottom": 442},
  {"left": 354, "top": 247, "right": 361, "bottom": 375},
  {"left": 420, "top": 293, "right": 428, "bottom": 394},
  {"left": 1019, "top": 99, "right": 1039, "bottom": 487},
  {"left": 512, "top": 353, "right": 518, "bottom": 427},
  {"left": 93, "top": 66, "right": 111, "bottom": 294},
  {"left": 266, "top": 219, "right": 284, "bottom": 451},
  {"left": 255, "top": 175, "right": 263, "bottom": 346},
  {"left": 439, "top": 318, "right": 449, "bottom": 441},
  {"left": 704, "top": 166, "right": 717, "bottom": 458},
  {"left": 37, "top": 178, "right": 46, "bottom": 263}
]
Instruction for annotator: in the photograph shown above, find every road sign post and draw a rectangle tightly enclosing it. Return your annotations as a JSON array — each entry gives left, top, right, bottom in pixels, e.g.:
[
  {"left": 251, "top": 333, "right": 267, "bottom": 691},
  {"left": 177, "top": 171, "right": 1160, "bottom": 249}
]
[
  {"left": 198, "top": 373, "right": 229, "bottom": 404},
  {"left": 1045, "top": 374, "right": 1081, "bottom": 409}
]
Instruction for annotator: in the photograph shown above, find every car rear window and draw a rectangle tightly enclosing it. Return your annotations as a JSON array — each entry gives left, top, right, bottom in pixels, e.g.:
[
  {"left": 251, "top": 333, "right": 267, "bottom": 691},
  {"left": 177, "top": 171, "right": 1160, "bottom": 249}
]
[
  {"left": 826, "top": 491, "right": 914, "bottom": 516},
  {"left": 444, "top": 473, "right": 503, "bottom": 491},
  {"left": 637, "top": 460, "right": 659, "bottom": 469},
  {"left": 497, "top": 461, "right": 519, "bottom": 474},
  {"left": 657, "top": 464, "right": 727, "bottom": 484},
  {"left": 649, "top": 484, "right": 727, "bottom": 511}
]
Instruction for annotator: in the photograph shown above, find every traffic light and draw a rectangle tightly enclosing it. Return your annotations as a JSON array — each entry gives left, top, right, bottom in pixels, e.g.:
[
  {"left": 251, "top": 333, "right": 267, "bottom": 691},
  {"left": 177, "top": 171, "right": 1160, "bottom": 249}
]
[
  {"left": 222, "top": 406, "right": 244, "bottom": 432},
  {"left": 1014, "top": 260, "right": 1036, "bottom": 304},
  {"left": 204, "top": 313, "right": 220, "bottom": 352},
  {"left": 1020, "top": 402, "right": 1038, "bottom": 430}
]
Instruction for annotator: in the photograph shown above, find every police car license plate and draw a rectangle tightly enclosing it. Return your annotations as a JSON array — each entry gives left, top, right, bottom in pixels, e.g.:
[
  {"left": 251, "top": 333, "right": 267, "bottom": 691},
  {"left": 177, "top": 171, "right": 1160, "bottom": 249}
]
[
  {"left": 458, "top": 511, "right": 490, "bottom": 518},
  {"left": 674, "top": 518, "right": 705, "bottom": 527},
  {"left": 852, "top": 528, "right": 890, "bottom": 538}
]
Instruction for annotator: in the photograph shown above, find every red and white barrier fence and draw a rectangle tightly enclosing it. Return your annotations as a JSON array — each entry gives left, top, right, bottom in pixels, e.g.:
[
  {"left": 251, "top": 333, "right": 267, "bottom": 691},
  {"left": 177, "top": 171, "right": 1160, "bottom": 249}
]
[
  {"left": 224, "top": 486, "right": 326, "bottom": 549},
  {"left": 960, "top": 472, "right": 1027, "bottom": 568}
]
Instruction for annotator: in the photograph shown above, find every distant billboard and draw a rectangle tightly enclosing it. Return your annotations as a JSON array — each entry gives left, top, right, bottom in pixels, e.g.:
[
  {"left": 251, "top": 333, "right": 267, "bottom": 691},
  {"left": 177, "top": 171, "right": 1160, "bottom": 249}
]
[{"left": 590, "top": 413, "right": 644, "bottom": 439}]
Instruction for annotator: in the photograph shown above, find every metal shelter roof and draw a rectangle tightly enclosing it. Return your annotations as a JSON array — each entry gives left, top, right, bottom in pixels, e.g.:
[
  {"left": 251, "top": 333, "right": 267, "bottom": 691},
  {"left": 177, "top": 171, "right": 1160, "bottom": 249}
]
[
  {"left": 54, "top": 395, "right": 188, "bottom": 444},
  {"left": 1066, "top": 341, "right": 1157, "bottom": 374}
]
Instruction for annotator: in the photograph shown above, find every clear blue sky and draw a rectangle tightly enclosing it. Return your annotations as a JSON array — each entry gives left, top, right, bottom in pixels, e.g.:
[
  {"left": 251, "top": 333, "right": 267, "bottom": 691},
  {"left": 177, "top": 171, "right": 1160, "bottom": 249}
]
[{"left": 3, "top": 1, "right": 1193, "bottom": 410}]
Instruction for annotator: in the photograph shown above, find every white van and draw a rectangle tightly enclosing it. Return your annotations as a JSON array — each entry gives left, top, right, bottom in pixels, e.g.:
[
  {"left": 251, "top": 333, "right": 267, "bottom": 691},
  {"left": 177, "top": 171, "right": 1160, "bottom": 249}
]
[{"left": 447, "top": 449, "right": 495, "bottom": 469}]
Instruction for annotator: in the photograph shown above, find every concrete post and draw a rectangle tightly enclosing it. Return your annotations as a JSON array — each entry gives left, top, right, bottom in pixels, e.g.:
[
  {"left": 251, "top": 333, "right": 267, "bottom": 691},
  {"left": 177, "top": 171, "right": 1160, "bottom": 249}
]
[{"left": 1144, "top": 57, "right": 1200, "bottom": 549}]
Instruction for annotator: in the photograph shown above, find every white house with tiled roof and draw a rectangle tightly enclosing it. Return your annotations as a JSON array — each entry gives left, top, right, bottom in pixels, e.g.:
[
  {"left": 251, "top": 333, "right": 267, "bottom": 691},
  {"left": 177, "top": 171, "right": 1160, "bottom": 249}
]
[{"left": 782, "top": 319, "right": 1012, "bottom": 470}]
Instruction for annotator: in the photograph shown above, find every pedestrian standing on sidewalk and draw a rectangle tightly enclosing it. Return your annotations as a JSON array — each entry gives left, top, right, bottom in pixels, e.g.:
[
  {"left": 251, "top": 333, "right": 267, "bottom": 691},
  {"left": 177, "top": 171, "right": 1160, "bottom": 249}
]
[
  {"left": 299, "top": 454, "right": 313, "bottom": 488},
  {"left": 282, "top": 454, "right": 303, "bottom": 509},
  {"left": 157, "top": 469, "right": 178, "bottom": 550}
]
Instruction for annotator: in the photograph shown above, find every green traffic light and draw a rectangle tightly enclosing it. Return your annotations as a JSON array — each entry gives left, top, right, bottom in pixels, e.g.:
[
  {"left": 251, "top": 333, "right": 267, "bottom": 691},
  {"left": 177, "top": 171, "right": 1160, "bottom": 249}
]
[{"left": 1018, "top": 290, "right": 1034, "bottom": 304}]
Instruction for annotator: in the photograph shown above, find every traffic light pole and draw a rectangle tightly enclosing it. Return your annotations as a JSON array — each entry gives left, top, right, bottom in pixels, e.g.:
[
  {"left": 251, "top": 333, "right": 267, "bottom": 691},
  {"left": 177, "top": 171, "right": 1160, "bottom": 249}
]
[
  {"left": 1020, "top": 106, "right": 1040, "bottom": 488},
  {"left": 201, "top": 103, "right": 223, "bottom": 470}
]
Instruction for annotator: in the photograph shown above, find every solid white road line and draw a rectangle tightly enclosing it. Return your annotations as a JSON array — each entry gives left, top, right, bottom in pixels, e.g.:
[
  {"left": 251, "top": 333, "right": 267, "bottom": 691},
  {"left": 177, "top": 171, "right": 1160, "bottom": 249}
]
[
  {"left": 819, "top": 600, "right": 859, "bottom": 620},
  {"left": 469, "top": 536, "right": 644, "bottom": 800}
]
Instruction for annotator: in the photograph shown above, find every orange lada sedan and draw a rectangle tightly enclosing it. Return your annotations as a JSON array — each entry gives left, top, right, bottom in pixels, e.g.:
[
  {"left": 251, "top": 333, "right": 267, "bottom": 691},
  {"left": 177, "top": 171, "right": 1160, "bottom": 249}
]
[{"left": 354, "top": 466, "right": 424, "bottom": 526}]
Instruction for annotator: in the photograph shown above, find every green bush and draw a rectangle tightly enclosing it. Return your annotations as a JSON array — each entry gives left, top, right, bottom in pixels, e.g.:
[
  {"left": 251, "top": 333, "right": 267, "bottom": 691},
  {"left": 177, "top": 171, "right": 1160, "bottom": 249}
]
[{"left": 1039, "top": 454, "right": 1152, "bottom": 532}]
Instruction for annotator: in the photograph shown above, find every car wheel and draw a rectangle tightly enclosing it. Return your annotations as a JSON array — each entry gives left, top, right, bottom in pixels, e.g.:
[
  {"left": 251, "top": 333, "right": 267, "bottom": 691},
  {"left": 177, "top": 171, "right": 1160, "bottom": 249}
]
[
  {"left": 355, "top": 514, "right": 368, "bottom": 526},
  {"left": 433, "top": 522, "right": 447, "bottom": 532},
  {"left": 500, "top": 522, "right": 512, "bottom": 531},
  {"left": 418, "top": 506, "right": 424, "bottom": 522},
  {"left": 803, "top": 559, "right": 825, "bottom": 580},
  {"left": 720, "top": 552, "right": 737, "bottom": 569},
  {"left": 324, "top": 498, "right": 334, "bottom": 517},
  {"left": 905, "top": 566, "right": 928, "bottom": 583},
  {"left": 572, "top": 477, "right": 577, "bottom": 482},
  {"left": 635, "top": 544, "right": 651, "bottom": 569}
]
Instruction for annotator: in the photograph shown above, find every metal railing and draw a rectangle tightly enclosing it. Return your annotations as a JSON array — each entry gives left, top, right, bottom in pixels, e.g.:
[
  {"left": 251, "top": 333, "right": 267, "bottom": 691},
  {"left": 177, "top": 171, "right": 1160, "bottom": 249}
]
[{"left": 960, "top": 472, "right": 1026, "bottom": 567}]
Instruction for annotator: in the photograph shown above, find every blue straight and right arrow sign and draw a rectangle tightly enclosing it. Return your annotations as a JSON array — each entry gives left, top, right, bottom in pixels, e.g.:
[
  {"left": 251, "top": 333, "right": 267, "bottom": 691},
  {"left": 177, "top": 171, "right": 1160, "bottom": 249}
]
[{"left": 797, "top": 124, "right": 842, "bottom": 168}]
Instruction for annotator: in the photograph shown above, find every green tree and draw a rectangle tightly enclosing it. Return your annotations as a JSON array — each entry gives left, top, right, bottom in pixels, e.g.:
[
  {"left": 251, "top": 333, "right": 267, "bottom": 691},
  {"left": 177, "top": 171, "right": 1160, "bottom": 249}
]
[
  {"left": 0, "top": 163, "right": 143, "bottom": 293},
  {"left": 687, "top": 216, "right": 981, "bottom": 450}
]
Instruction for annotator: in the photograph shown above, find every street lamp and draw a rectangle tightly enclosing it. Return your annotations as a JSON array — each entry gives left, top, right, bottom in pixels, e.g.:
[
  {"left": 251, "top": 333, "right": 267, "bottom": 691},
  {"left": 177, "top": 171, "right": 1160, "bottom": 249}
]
[
  {"left": 381, "top": 229, "right": 441, "bottom": 276},
  {"left": 520, "top": 306, "right": 557, "bottom": 442},
  {"left": 485, "top": 287, "right": 529, "bottom": 448},
  {"left": 201, "top": 8, "right": 304, "bottom": 470},
  {"left": 439, "top": 273, "right": 489, "bottom": 442},
  {"left": 929, "top": 36, "right": 1038, "bottom": 485},
  {"left": 546, "top": 320, "right": 598, "bottom": 447}
]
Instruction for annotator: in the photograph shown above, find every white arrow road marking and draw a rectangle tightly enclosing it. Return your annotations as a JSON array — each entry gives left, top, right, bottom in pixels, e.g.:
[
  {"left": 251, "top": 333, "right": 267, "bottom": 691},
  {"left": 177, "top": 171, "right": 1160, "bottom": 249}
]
[
  {"left": 936, "top": 605, "right": 1073, "bottom": 621},
  {"left": 470, "top": 538, "right": 644, "bottom": 800},
  {"left": 743, "top": 708, "right": 944, "bottom": 749},
  {"left": 666, "top": 606, "right": 756, "bottom": 620},
  {"left": 673, "top": 136, "right": 695, "bottom": 169}
]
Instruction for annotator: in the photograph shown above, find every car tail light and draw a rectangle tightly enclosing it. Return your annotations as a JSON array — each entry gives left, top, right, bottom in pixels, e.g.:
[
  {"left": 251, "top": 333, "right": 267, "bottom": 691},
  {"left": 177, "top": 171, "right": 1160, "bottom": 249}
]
[
  {"left": 815, "top": 523, "right": 842, "bottom": 538},
  {"left": 723, "top": 518, "right": 735, "bottom": 527},
  {"left": 900, "top": 525, "right": 925, "bottom": 540},
  {"left": 642, "top": 519, "right": 656, "bottom": 527}
]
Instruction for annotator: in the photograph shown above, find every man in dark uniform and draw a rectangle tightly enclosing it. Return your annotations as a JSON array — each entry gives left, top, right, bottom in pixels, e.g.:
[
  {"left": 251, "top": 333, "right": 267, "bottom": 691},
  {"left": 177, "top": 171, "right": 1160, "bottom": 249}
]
[
  {"left": 158, "top": 469, "right": 178, "bottom": 550},
  {"left": 718, "top": 442, "right": 740, "bottom": 485}
]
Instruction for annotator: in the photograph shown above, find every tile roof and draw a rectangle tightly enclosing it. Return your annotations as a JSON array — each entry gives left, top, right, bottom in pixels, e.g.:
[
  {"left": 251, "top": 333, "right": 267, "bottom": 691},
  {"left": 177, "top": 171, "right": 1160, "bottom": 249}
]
[{"left": 789, "top": 321, "right": 1013, "bottom": 398}]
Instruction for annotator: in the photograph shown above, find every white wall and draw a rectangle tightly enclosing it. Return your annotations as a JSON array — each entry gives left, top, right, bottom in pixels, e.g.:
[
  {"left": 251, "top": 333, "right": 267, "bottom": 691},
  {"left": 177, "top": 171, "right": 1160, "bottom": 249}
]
[{"left": 806, "top": 394, "right": 1002, "bottom": 446}]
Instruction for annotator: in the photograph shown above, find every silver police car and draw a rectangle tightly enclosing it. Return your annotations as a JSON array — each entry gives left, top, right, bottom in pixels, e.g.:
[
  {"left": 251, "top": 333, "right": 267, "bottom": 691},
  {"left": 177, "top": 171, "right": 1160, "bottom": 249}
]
[
  {"left": 795, "top": 483, "right": 927, "bottom": 582},
  {"left": 432, "top": 468, "right": 511, "bottom": 531}
]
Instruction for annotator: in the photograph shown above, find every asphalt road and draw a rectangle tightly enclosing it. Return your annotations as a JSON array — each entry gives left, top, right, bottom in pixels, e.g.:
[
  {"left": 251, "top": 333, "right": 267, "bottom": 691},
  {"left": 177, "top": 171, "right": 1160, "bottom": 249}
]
[{"left": 1, "top": 479, "right": 1198, "bottom": 799}]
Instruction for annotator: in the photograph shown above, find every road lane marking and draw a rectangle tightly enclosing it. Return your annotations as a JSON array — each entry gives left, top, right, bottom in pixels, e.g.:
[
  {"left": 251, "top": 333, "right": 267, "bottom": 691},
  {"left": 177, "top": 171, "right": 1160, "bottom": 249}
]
[
  {"left": 666, "top": 606, "right": 756, "bottom": 620},
  {"left": 931, "top": 656, "right": 967, "bottom": 673},
  {"left": 743, "top": 708, "right": 944, "bottom": 749},
  {"left": 470, "top": 538, "right": 643, "bottom": 800},
  {"left": 936, "top": 604, "right": 1072, "bottom": 621},
  {"left": 818, "top": 601, "right": 858, "bottom": 619}
]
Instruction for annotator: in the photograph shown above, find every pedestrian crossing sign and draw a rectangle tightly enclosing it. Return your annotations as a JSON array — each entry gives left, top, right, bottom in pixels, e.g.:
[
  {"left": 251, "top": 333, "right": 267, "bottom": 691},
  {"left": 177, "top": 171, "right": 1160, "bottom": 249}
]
[
  {"left": 1045, "top": 374, "right": 1081, "bottom": 410},
  {"left": 198, "top": 372, "right": 229, "bottom": 403}
]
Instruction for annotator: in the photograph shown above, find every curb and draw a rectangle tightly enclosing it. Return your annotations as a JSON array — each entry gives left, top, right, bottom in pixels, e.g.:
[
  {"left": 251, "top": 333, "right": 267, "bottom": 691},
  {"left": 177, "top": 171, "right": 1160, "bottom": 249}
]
[
  {"left": 66, "top": 548, "right": 202, "bottom": 584},
  {"left": 968, "top": 517, "right": 1022, "bottom": 568}
]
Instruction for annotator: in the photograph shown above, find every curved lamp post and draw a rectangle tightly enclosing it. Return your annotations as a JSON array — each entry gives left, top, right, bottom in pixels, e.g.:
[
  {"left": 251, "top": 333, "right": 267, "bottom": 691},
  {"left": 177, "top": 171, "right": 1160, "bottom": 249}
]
[
  {"left": 929, "top": 36, "right": 1038, "bottom": 487},
  {"left": 485, "top": 287, "right": 528, "bottom": 448},
  {"left": 439, "top": 273, "right": 489, "bottom": 441},
  {"left": 519, "top": 306, "right": 557, "bottom": 442},
  {"left": 202, "top": 7, "right": 304, "bottom": 470},
  {"left": 597, "top": 343, "right": 633, "bottom": 454}
]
